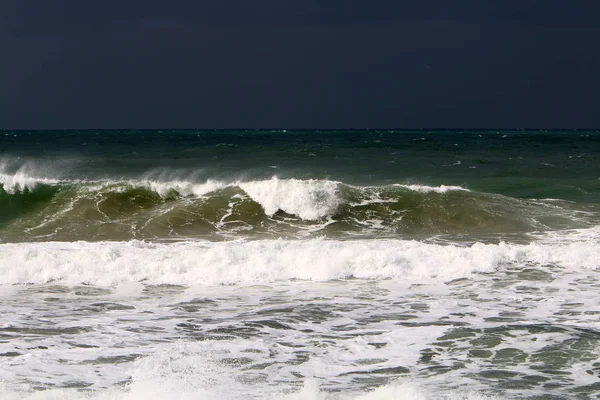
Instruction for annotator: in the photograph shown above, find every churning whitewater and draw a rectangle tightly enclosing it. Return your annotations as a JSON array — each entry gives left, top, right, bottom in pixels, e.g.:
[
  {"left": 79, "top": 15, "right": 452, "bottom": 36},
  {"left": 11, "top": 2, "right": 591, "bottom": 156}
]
[
  {"left": 1, "top": 231, "right": 600, "bottom": 286},
  {"left": 0, "top": 130, "right": 599, "bottom": 399}
]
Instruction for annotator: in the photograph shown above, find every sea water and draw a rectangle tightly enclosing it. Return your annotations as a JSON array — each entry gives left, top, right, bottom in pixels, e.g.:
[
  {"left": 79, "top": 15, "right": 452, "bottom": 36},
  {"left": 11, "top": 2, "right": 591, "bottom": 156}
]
[{"left": 0, "top": 130, "right": 599, "bottom": 399}]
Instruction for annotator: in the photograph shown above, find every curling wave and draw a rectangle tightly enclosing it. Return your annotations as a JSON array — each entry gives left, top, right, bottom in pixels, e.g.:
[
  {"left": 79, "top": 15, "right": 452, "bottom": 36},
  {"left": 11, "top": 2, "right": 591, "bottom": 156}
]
[{"left": 0, "top": 173, "right": 598, "bottom": 242}]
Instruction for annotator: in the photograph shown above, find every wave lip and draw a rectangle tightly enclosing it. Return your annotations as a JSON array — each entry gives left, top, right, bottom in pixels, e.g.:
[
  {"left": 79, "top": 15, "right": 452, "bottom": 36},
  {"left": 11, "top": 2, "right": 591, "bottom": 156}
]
[
  {"left": 0, "top": 236, "right": 598, "bottom": 286},
  {"left": 239, "top": 177, "right": 341, "bottom": 220},
  {"left": 0, "top": 157, "right": 72, "bottom": 193},
  {"left": 0, "top": 172, "right": 62, "bottom": 194}
]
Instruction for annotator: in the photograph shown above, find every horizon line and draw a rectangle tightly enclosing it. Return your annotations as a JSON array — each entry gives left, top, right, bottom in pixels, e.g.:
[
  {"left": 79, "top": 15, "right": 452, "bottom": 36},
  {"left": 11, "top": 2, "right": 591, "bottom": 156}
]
[{"left": 1, "top": 128, "right": 599, "bottom": 132}]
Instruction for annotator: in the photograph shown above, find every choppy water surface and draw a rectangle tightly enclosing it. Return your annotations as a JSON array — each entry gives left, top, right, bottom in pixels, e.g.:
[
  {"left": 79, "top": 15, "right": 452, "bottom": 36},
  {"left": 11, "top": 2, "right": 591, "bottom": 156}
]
[
  {"left": 2, "top": 261, "right": 600, "bottom": 399},
  {"left": 0, "top": 130, "right": 599, "bottom": 399}
]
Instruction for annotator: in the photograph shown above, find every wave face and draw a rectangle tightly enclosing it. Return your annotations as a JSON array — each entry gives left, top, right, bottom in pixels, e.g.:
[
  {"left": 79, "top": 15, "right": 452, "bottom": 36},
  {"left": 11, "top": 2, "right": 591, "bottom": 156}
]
[{"left": 1, "top": 174, "right": 598, "bottom": 242}]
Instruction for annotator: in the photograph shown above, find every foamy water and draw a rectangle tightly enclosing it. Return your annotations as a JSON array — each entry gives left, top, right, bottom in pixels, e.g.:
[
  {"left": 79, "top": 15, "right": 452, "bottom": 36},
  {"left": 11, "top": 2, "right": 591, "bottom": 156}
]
[
  {"left": 1, "top": 233, "right": 599, "bottom": 286},
  {"left": 1, "top": 256, "right": 599, "bottom": 399},
  {"left": 1, "top": 229, "right": 599, "bottom": 399}
]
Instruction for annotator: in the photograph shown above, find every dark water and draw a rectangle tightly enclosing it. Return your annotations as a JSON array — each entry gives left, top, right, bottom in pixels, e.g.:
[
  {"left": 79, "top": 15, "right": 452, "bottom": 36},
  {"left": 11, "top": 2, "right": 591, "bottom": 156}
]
[{"left": 2, "top": 130, "right": 599, "bottom": 194}]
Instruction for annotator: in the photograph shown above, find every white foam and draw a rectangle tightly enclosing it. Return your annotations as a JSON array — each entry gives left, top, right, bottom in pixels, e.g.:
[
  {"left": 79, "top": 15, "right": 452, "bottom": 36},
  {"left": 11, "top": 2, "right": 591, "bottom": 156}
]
[
  {"left": 0, "top": 339, "right": 498, "bottom": 400},
  {"left": 284, "top": 380, "right": 436, "bottom": 400},
  {"left": 354, "top": 382, "right": 495, "bottom": 400},
  {"left": 396, "top": 184, "right": 470, "bottom": 194},
  {"left": 0, "top": 375, "right": 495, "bottom": 400},
  {"left": 533, "top": 226, "right": 600, "bottom": 243},
  {"left": 239, "top": 177, "right": 341, "bottom": 220},
  {"left": 0, "top": 236, "right": 598, "bottom": 287}
]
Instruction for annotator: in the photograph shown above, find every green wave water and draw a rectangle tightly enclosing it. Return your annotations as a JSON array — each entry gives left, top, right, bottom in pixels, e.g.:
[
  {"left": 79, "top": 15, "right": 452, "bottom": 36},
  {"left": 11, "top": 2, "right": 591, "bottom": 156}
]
[{"left": 1, "top": 177, "right": 598, "bottom": 242}]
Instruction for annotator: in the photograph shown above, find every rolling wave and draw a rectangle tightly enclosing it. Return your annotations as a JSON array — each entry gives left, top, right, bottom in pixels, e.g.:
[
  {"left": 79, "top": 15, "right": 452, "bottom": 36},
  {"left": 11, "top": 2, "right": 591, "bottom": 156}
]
[{"left": 1, "top": 173, "right": 598, "bottom": 242}]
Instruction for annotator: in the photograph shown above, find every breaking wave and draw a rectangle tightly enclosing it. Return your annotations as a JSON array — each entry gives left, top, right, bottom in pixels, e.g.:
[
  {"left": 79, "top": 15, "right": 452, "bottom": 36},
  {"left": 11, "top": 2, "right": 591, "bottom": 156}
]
[
  {"left": 1, "top": 171, "right": 598, "bottom": 242},
  {"left": 0, "top": 232, "right": 598, "bottom": 286}
]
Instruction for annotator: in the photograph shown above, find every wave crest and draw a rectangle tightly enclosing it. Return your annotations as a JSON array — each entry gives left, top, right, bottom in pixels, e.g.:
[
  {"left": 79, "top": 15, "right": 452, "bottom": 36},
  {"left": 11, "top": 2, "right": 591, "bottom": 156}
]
[
  {"left": 0, "top": 172, "right": 597, "bottom": 241},
  {"left": 239, "top": 178, "right": 341, "bottom": 220}
]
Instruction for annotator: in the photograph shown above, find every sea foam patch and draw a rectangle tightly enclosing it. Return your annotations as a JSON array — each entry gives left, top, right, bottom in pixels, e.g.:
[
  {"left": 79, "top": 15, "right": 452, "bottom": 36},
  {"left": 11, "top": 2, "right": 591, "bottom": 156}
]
[{"left": 0, "top": 339, "right": 498, "bottom": 400}]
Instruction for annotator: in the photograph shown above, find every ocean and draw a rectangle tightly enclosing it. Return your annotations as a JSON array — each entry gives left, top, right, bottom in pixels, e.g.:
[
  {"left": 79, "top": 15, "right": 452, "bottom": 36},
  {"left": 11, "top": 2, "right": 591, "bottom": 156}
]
[{"left": 0, "top": 129, "right": 599, "bottom": 399}]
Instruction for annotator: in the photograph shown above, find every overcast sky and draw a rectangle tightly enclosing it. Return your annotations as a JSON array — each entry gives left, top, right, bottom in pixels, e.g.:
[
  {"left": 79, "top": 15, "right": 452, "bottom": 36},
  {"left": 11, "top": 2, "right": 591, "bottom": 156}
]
[{"left": 1, "top": 1, "right": 599, "bottom": 129}]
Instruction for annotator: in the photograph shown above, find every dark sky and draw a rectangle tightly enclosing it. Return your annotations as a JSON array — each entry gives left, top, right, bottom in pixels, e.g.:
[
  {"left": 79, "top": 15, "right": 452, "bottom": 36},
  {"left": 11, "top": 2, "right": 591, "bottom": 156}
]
[{"left": 1, "top": 1, "right": 599, "bottom": 129}]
